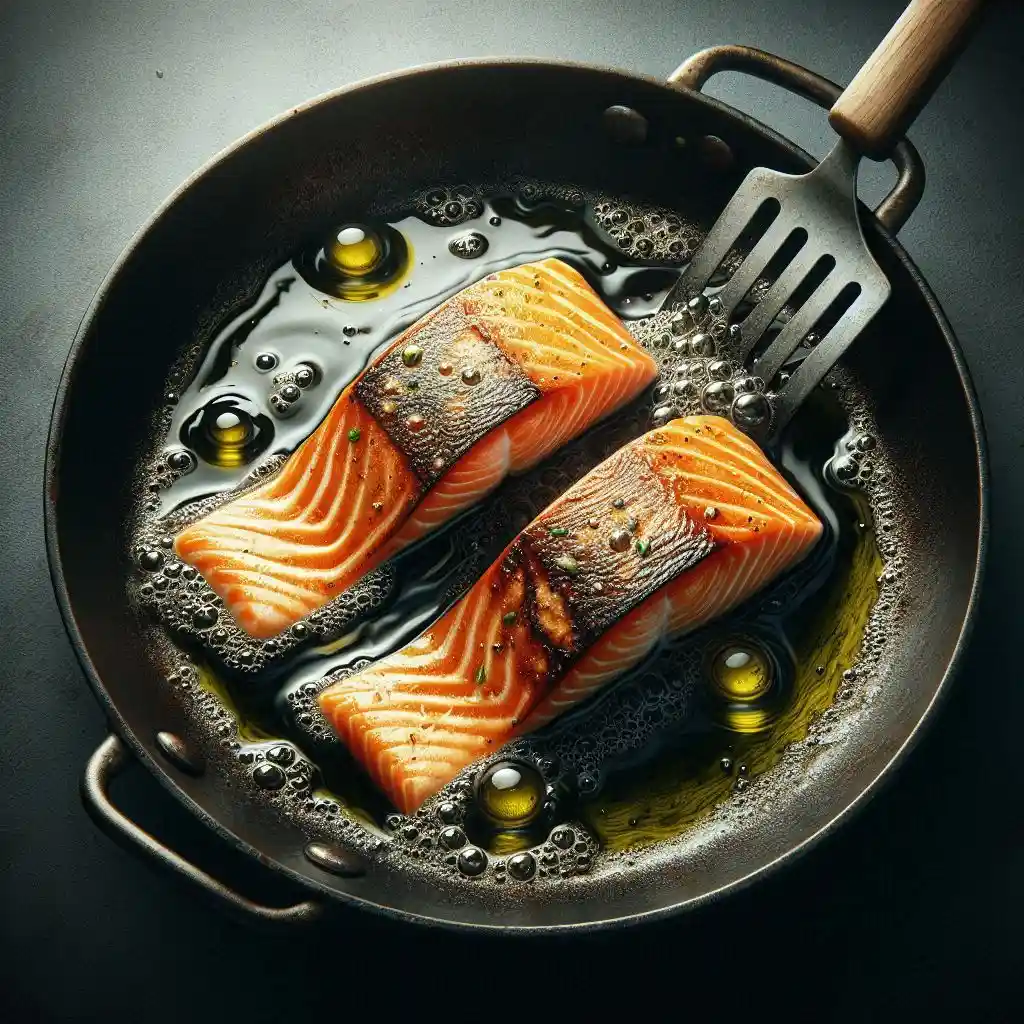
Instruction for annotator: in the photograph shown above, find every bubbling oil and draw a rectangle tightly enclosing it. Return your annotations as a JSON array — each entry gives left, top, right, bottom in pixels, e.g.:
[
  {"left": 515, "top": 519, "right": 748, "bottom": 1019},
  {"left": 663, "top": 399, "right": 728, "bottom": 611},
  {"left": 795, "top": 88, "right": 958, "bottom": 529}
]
[{"left": 129, "top": 178, "right": 907, "bottom": 896}]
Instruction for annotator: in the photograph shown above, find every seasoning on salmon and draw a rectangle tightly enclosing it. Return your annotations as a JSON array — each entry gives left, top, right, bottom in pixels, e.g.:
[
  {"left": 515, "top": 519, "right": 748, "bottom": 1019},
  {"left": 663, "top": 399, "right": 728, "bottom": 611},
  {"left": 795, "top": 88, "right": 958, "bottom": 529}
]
[
  {"left": 174, "top": 259, "right": 658, "bottom": 639},
  {"left": 318, "top": 415, "right": 824, "bottom": 812}
]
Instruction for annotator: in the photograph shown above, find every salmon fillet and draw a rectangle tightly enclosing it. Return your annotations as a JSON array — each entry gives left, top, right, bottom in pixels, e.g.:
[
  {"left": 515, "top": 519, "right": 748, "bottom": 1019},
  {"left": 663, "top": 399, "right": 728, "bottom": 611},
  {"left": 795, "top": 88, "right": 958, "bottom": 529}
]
[
  {"left": 175, "top": 259, "right": 657, "bottom": 639},
  {"left": 318, "top": 415, "right": 823, "bottom": 812}
]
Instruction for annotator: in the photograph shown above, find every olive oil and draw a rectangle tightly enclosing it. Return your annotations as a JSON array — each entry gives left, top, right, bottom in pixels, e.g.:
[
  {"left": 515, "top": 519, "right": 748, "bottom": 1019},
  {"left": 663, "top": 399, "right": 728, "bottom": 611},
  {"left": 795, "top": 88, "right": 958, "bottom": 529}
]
[{"left": 132, "top": 179, "right": 898, "bottom": 891}]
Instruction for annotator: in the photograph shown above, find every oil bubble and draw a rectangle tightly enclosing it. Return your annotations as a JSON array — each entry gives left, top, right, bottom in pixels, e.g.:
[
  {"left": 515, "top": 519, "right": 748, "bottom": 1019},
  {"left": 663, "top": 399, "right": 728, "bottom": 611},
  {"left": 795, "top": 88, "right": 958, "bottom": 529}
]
[
  {"left": 402, "top": 344, "right": 424, "bottom": 368},
  {"left": 252, "top": 763, "right": 285, "bottom": 790},
  {"left": 457, "top": 846, "right": 487, "bottom": 876},
  {"left": 507, "top": 852, "right": 536, "bottom": 881},
  {"left": 732, "top": 392, "right": 771, "bottom": 429},
  {"left": 448, "top": 232, "right": 489, "bottom": 260},
  {"left": 551, "top": 826, "right": 576, "bottom": 850},
  {"left": 181, "top": 395, "right": 272, "bottom": 468},
  {"left": 300, "top": 222, "right": 410, "bottom": 301},
  {"left": 192, "top": 607, "right": 218, "bottom": 629},
  {"left": 476, "top": 761, "right": 544, "bottom": 827},
  {"left": 831, "top": 455, "right": 859, "bottom": 482},
  {"left": 266, "top": 745, "right": 295, "bottom": 766},
  {"left": 709, "top": 642, "right": 772, "bottom": 701},
  {"left": 140, "top": 549, "right": 164, "bottom": 571},
  {"left": 687, "top": 294, "right": 709, "bottom": 320},
  {"left": 690, "top": 332, "right": 715, "bottom": 356},
  {"left": 439, "top": 826, "right": 466, "bottom": 850},
  {"left": 706, "top": 638, "right": 784, "bottom": 734},
  {"left": 702, "top": 381, "right": 735, "bottom": 414},
  {"left": 167, "top": 449, "right": 195, "bottom": 473}
]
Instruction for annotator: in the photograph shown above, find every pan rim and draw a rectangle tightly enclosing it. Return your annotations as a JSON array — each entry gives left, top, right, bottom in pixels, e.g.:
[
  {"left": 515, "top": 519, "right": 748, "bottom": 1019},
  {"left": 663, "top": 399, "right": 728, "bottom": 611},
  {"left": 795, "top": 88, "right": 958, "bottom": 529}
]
[{"left": 43, "top": 56, "right": 990, "bottom": 934}]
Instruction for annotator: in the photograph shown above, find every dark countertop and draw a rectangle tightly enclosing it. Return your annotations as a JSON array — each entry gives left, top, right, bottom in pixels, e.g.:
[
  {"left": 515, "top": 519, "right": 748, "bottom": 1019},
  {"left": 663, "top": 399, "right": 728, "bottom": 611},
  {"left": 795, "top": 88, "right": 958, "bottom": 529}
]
[{"left": 2, "top": 0, "right": 1022, "bottom": 1018}]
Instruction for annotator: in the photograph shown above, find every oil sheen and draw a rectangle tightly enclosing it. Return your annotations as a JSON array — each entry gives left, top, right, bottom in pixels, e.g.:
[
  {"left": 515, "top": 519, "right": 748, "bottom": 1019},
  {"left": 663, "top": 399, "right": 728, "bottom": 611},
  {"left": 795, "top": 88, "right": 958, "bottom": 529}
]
[{"left": 131, "top": 180, "right": 901, "bottom": 891}]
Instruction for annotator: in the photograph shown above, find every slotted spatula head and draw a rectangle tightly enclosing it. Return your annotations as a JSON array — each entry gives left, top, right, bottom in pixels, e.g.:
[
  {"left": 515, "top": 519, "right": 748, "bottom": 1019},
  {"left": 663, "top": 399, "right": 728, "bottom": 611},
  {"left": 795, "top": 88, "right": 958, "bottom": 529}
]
[
  {"left": 663, "top": 0, "right": 985, "bottom": 444},
  {"left": 668, "top": 139, "right": 890, "bottom": 441}
]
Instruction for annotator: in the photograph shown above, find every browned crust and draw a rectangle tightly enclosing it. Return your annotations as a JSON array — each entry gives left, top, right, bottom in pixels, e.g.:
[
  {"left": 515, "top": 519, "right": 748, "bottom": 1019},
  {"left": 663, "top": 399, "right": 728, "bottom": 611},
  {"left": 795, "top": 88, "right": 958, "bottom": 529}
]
[
  {"left": 503, "top": 446, "right": 714, "bottom": 654},
  {"left": 356, "top": 299, "right": 539, "bottom": 486}
]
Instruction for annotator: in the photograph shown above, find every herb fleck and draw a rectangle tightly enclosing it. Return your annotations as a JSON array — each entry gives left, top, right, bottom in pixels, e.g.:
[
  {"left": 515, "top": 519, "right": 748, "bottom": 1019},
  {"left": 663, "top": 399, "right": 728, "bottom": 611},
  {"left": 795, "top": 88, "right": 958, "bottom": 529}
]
[
  {"left": 401, "top": 344, "right": 424, "bottom": 368},
  {"left": 554, "top": 555, "right": 580, "bottom": 576},
  {"left": 347, "top": 427, "right": 361, "bottom": 442}
]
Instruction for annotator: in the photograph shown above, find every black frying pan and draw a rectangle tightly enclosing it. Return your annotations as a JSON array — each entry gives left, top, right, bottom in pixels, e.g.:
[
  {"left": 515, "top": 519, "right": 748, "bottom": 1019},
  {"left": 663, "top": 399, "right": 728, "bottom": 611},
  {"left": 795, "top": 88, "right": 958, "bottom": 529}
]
[{"left": 46, "top": 48, "right": 987, "bottom": 932}]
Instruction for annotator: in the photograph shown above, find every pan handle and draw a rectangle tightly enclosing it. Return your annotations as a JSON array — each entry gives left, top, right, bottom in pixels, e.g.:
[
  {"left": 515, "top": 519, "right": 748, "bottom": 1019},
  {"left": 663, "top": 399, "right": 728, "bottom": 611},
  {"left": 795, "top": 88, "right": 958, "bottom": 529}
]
[
  {"left": 82, "top": 733, "right": 323, "bottom": 926},
  {"left": 667, "top": 45, "right": 925, "bottom": 234}
]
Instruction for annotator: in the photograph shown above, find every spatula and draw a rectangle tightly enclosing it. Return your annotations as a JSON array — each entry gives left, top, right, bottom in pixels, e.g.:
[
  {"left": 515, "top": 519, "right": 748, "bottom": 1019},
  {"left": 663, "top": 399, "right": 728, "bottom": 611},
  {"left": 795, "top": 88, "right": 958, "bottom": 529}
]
[{"left": 667, "top": 0, "right": 985, "bottom": 442}]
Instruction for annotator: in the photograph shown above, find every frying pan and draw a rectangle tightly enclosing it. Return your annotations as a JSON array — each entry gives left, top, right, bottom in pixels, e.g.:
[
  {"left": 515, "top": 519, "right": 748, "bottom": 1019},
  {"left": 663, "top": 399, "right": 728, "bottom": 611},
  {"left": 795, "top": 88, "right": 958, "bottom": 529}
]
[{"left": 46, "top": 45, "right": 987, "bottom": 932}]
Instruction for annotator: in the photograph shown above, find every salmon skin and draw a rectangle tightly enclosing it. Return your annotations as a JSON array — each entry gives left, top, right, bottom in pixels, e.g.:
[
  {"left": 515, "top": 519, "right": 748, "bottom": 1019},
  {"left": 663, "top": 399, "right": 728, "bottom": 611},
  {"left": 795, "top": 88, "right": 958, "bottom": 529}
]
[
  {"left": 318, "top": 415, "right": 823, "bottom": 813},
  {"left": 175, "top": 259, "right": 657, "bottom": 639}
]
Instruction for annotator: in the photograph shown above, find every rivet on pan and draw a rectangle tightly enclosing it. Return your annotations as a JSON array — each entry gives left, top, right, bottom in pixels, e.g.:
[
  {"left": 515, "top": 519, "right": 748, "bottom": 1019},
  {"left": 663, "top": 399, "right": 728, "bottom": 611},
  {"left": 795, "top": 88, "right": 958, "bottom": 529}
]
[
  {"left": 303, "top": 841, "right": 367, "bottom": 878},
  {"left": 697, "top": 134, "right": 735, "bottom": 170},
  {"left": 155, "top": 731, "right": 205, "bottom": 776},
  {"left": 602, "top": 105, "right": 649, "bottom": 145}
]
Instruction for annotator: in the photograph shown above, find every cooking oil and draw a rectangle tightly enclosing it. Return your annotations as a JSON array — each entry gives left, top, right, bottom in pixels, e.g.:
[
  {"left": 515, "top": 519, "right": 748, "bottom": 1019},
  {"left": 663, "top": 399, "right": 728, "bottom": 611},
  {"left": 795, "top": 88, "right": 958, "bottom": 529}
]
[{"left": 131, "top": 179, "right": 898, "bottom": 893}]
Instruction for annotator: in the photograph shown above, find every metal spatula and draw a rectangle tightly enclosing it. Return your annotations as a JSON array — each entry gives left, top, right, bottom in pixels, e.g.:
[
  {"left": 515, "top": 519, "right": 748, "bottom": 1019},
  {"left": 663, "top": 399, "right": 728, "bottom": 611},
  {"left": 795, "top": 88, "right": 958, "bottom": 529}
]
[{"left": 667, "top": 0, "right": 984, "bottom": 442}]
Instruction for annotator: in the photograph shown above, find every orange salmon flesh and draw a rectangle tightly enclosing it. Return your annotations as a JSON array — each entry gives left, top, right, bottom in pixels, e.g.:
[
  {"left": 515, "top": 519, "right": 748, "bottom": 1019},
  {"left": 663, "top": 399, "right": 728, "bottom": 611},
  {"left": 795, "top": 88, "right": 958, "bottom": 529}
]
[
  {"left": 318, "top": 415, "right": 823, "bottom": 813},
  {"left": 175, "top": 259, "right": 657, "bottom": 638}
]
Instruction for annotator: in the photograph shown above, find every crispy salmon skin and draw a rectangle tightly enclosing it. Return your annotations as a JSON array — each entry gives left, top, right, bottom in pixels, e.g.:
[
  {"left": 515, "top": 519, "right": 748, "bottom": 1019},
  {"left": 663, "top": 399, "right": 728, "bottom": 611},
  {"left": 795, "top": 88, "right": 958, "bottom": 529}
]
[
  {"left": 175, "top": 259, "right": 657, "bottom": 638},
  {"left": 318, "top": 415, "right": 823, "bottom": 812}
]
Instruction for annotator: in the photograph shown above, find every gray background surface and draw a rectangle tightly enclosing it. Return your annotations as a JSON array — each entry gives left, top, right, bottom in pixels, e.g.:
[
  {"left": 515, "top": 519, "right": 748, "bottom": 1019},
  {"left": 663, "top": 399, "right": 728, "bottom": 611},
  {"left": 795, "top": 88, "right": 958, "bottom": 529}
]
[{"left": 2, "top": 0, "right": 1022, "bottom": 1018}]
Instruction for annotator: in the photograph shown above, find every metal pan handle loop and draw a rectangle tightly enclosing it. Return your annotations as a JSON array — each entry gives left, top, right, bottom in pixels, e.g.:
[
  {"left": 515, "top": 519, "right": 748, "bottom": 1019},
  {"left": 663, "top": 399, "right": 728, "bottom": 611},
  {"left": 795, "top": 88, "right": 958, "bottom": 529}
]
[
  {"left": 82, "top": 733, "right": 323, "bottom": 926},
  {"left": 667, "top": 45, "right": 925, "bottom": 234}
]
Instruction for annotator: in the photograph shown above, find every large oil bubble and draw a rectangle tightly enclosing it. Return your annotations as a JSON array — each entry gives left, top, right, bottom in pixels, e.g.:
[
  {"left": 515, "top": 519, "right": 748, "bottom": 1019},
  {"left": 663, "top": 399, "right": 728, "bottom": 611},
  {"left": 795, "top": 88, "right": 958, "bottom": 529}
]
[
  {"left": 180, "top": 394, "right": 273, "bottom": 468},
  {"left": 297, "top": 222, "right": 410, "bottom": 301},
  {"left": 705, "top": 637, "right": 788, "bottom": 734},
  {"left": 475, "top": 760, "right": 545, "bottom": 828}
]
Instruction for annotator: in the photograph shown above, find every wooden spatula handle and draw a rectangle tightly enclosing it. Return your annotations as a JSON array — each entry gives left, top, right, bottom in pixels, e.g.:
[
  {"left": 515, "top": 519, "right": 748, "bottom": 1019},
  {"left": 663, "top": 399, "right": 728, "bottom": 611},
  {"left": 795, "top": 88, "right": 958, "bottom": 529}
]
[{"left": 829, "top": 0, "right": 985, "bottom": 159}]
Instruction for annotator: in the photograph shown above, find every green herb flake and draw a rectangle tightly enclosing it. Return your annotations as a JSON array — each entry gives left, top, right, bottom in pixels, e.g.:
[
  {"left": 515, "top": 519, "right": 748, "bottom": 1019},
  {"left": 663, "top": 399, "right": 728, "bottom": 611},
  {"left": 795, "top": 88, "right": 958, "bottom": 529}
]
[
  {"left": 347, "top": 427, "right": 361, "bottom": 442},
  {"left": 554, "top": 555, "right": 580, "bottom": 576},
  {"left": 502, "top": 611, "right": 518, "bottom": 626},
  {"left": 635, "top": 538, "right": 652, "bottom": 557},
  {"left": 401, "top": 343, "right": 424, "bottom": 368},
  {"left": 474, "top": 664, "right": 487, "bottom": 685},
  {"left": 548, "top": 527, "right": 569, "bottom": 537}
]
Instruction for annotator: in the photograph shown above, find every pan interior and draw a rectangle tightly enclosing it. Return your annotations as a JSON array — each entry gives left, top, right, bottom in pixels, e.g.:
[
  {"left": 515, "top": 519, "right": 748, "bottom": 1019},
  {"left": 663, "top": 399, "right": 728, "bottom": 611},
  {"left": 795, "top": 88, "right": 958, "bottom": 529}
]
[{"left": 51, "top": 63, "right": 983, "bottom": 928}]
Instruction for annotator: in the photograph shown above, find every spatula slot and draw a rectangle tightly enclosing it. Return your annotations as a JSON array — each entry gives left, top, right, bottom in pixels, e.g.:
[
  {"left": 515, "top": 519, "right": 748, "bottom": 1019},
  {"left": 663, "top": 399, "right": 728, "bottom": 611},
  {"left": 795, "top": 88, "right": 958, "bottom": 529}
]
[
  {"left": 742, "top": 252, "right": 837, "bottom": 364},
  {"left": 704, "top": 196, "right": 782, "bottom": 288},
  {"left": 729, "top": 228, "right": 810, "bottom": 321},
  {"left": 756, "top": 277, "right": 862, "bottom": 385}
]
